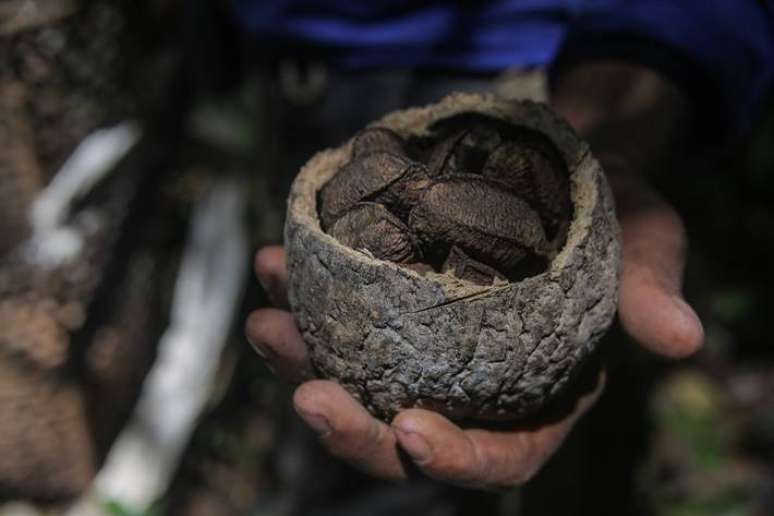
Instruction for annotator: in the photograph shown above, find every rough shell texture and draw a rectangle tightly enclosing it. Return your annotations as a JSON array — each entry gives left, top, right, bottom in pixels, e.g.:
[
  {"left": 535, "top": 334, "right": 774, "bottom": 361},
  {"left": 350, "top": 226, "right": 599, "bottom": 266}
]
[{"left": 285, "top": 93, "right": 620, "bottom": 421}]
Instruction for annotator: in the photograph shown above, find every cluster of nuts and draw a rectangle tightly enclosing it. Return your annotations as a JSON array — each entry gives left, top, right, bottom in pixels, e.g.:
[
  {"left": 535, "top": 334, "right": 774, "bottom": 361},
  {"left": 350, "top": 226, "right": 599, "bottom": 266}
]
[{"left": 318, "top": 114, "right": 572, "bottom": 285}]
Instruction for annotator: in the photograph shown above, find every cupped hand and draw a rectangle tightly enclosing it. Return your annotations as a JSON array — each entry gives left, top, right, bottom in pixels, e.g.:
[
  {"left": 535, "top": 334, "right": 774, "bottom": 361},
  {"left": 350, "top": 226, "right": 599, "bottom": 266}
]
[
  {"left": 245, "top": 173, "right": 702, "bottom": 489},
  {"left": 246, "top": 62, "right": 704, "bottom": 489},
  {"left": 246, "top": 246, "right": 603, "bottom": 489}
]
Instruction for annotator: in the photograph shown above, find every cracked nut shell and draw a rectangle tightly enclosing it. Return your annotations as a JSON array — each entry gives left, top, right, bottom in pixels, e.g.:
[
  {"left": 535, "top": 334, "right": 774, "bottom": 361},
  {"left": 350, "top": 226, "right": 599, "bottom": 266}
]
[{"left": 285, "top": 93, "right": 620, "bottom": 421}]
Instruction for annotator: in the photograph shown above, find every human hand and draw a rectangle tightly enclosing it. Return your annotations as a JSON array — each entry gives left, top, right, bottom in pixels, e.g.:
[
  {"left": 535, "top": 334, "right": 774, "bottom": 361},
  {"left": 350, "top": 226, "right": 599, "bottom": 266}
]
[
  {"left": 247, "top": 246, "right": 604, "bottom": 490},
  {"left": 551, "top": 61, "right": 705, "bottom": 359},
  {"left": 245, "top": 62, "right": 704, "bottom": 490},
  {"left": 245, "top": 169, "right": 701, "bottom": 487}
]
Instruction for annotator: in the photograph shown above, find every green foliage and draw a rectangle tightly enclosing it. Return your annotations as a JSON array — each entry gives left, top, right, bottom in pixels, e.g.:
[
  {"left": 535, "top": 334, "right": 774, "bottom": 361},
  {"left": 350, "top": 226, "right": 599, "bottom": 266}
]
[
  {"left": 710, "top": 289, "right": 755, "bottom": 324},
  {"left": 662, "top": 485, "right": 751, "bottom": 516},
  {"left": 103, "top": 499, "right": 164, "bottom": 516}
]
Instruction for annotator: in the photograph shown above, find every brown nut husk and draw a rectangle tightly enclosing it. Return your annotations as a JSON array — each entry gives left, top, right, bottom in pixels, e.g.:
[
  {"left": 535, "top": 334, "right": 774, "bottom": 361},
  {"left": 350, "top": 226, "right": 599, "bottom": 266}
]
[
  {"left": 329, "top": 202, "right": 418, "bottom": 263},
  {"left": 483, "top": 140, "right": 571, "bottom": 241},
  {"left": 408, "top": 174, "right": 552, "bottom": 270},
  {"left": 318, "top": 151, "right": 426, "bottom": 229},
  {"left": 351, "top": 127, "right": 406, "bottom": 158},
  {"left": 443, "top": 246, "right": 506, "bottom": 286},
  {"left": 285, "top": 93, "right": 620, "bottom": 421}
]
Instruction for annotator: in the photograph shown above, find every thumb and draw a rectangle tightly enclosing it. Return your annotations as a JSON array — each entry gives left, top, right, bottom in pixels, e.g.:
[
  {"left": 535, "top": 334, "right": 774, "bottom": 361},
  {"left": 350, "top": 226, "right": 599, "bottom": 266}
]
[
  {"left": 255, "top": 245, "right": 289, "bottom": 307},
  {"left": 613, "top": 178, "right": 704, "bottom": 358}
]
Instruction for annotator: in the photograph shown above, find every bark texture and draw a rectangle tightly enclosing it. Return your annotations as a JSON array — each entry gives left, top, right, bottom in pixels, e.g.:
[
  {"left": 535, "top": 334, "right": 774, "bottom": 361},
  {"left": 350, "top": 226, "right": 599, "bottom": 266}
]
[{"left": 285, "top": 94, "right": 620, "bottom": 421}]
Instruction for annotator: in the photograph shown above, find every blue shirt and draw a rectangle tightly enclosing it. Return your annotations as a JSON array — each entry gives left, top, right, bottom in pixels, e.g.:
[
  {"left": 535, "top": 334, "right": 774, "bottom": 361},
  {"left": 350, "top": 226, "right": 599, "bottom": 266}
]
[{"left": 231, "top": 0, "right": 774, "bottom": 132}]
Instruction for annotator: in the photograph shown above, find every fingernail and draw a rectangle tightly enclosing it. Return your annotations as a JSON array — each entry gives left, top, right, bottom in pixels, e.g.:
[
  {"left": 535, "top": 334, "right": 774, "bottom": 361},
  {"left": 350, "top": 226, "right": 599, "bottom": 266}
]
[
  {"left": 257, "top": 272, "right": 274, "bottom": 292},
  {"left": 672, "top": 296, "right": 702, "bottom": 334},
  {"left": 671, "top": 296, "right": 699, "bottom": 324},
  {"left": 249, "top": 340, "right": 267, "bottom": 359},
  {"left": 298, "top": 410, "right": 331, "bottom": 437},
  {"left": 394, "top": 427, "right": 433, "bottom": 463},
  {"left": 246, "top": 335, "right": 274, "bottom": 361},
  {"left": 258, "top": 277, "right": 280, "bottom": 304},
  {"left": 670, "top": 295, "right": 705, "bottom": 350}
]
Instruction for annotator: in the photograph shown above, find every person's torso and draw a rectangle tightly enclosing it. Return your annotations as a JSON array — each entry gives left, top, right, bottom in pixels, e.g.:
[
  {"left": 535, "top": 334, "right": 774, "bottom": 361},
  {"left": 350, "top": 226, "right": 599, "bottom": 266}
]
[{"left": 230, "top": 0, "right": 580, "bottom": 70}]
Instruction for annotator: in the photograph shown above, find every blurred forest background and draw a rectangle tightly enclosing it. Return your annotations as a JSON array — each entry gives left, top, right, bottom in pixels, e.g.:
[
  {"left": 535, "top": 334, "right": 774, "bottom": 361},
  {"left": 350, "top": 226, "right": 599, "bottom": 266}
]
[{"left": 0, "top": 1, "right": 772, "bottom": 515}]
